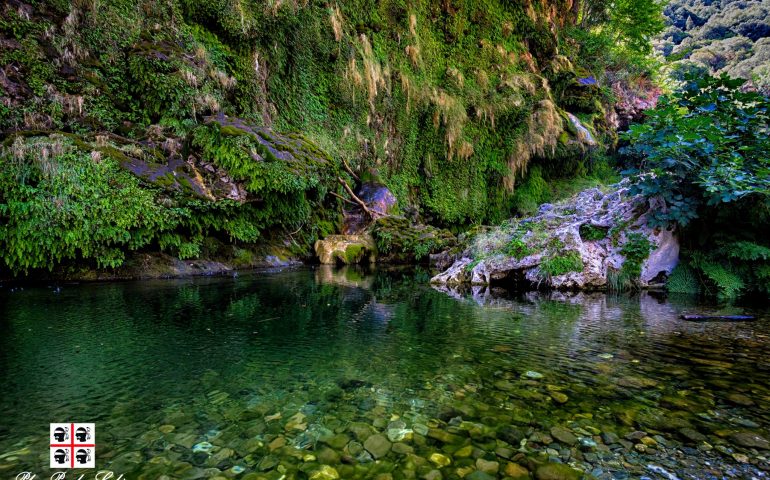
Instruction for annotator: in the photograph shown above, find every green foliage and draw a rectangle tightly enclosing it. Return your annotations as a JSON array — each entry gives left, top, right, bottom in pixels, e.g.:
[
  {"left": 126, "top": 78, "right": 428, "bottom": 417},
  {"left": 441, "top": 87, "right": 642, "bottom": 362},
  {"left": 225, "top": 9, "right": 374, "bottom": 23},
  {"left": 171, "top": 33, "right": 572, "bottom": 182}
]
[
  {"left": 658, "top": 0, "right": 770, "bottom": 92},
  {"left": 0, "top": 136, "right": 178, "bottom": 272},
  {"left": 622, "top": 74, "right": 770, "bottom": 227},
  {"left": 579, "top": 0, "right": 666, "bottom": 54},
  {"left": 0, "top": 0, "right": 630, "bottom": 275},
  {"left": 0, "top": 131, "right": 339, "bottom": 275},
  {"left": 579, "top": 223, "right": 608, "bottom": 241},
  {"left": 671, "top": 238, "right": 770, "bottom": 298},
  {"left": 540, "top": 251, "right": 584, "bottom": 277},
  {"left": 620, "top": 232, "right": 653, "bottom": 279},
  {"left": 504, "top": 236, "right": 533, "bottom": 260},
  {"left": 606, "top": 232, "right": 654, "bottom": 291},
  {"left": 372, "top": 216, "right": 455, "bottom": 263},
  {"left": 666, "top": 264, "right": 700, "bottom": 294}
]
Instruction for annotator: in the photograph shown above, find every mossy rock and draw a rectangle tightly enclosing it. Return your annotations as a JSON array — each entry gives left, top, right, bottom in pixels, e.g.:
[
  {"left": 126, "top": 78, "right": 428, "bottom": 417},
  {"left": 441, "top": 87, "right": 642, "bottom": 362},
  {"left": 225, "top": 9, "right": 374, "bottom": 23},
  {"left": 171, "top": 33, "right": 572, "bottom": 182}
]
[
  {"left": 534, "top": 463, "right": 583, "bottom": 480},
  {"left": 371, "top": 217, "right": 456, "bottom": 264},
  {"left": 314, "top": 234, "right": 377, "bottom": 265}
]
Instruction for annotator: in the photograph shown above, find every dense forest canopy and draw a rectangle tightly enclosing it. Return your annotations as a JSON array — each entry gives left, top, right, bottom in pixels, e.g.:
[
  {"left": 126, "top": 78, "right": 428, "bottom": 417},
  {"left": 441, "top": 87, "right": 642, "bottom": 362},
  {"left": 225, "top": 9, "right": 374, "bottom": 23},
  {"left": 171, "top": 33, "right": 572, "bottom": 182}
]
[{"left": 656, "top": 0, "right": 770, "bottom": 91}]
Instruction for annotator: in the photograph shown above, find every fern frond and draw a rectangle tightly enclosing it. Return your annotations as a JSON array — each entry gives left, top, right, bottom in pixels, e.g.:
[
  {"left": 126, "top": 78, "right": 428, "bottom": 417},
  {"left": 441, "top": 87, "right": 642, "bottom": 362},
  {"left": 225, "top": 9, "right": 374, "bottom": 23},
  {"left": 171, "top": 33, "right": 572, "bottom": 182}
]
[
  {"left": 692, "top": 256, "right": 745, "bottom": 298},
  {"left": 666, "top": 264, "right": 700, "bottom": 294},
  {"left": 721, "top": 241, "right": 770, "bottom": 262}
]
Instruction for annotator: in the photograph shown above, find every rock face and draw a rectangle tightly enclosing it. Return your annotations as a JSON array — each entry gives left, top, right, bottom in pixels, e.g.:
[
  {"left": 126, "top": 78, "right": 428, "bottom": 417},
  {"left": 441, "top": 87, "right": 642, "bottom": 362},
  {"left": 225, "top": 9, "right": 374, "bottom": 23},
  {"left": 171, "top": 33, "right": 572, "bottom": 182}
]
[
  {"left": 431, "top": 181, "right": 679, "bottom": 290},
  {"left": 314, "top": 234, "right": 377, "bottom": 265}
]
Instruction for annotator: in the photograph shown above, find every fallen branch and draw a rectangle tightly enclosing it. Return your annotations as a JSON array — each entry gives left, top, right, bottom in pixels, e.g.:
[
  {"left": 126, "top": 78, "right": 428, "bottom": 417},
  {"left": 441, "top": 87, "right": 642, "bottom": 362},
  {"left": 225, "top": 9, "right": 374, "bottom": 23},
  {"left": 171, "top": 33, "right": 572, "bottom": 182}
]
[
  {"left": 337, "top": 176, "right": 374, "bottom": 218},
  {"left": 341, "top": 158, "right": 360, "bottom": 181},
  {"left": 330, "top": 191, "right": 358, "bottom": 207},
  {"left": 680, "top": 314, "right": 756, "bottom": 322}
]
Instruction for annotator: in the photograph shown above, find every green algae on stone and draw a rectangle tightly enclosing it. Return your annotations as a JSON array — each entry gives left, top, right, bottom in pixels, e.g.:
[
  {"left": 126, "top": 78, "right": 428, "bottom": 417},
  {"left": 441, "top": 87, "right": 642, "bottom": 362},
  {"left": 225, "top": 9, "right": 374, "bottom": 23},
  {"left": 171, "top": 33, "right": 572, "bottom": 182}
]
[{"left": 535, "top": 462, "right": 583, "bottom": 480}]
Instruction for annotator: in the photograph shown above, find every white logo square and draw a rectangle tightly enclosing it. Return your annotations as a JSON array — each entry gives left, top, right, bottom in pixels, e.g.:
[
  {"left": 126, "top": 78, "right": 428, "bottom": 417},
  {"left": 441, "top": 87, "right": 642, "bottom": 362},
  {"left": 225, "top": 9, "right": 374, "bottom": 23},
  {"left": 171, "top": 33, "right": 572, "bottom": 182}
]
[{"left": 50, "top": 423, "right": 95, "bottom": 468}]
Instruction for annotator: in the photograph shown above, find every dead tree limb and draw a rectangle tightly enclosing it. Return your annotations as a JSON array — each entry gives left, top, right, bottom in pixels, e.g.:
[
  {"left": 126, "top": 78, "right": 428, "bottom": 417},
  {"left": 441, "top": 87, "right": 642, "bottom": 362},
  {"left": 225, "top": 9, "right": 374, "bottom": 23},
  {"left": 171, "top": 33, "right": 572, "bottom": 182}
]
[
  {"left": 341, "top": 158, "right": 360, "bottom": 181},
  {"left": 330, "top": 191, "right": 358, "bottom": 207},
  {"left": 337, "top": 176, "right": 374, "bottom": 218}
]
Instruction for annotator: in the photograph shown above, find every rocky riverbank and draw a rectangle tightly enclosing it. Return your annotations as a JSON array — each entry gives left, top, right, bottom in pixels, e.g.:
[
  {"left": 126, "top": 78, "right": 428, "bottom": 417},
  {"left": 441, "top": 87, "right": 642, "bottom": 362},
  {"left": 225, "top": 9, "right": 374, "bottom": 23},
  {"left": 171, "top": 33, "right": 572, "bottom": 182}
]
[{"left": 431, "top": 181, "right": 679, "bottom": 292}]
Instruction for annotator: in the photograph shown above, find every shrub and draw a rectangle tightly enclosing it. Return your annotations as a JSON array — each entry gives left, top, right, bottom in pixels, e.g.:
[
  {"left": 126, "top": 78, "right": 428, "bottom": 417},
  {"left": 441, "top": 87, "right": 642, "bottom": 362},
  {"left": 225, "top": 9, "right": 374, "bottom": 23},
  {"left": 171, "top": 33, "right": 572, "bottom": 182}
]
[
  {"left": 622, "top": 74, "right": 770, "bottom": 228},
  {"left": 540, "top": 251, "right": 584, "bottom": 277}
]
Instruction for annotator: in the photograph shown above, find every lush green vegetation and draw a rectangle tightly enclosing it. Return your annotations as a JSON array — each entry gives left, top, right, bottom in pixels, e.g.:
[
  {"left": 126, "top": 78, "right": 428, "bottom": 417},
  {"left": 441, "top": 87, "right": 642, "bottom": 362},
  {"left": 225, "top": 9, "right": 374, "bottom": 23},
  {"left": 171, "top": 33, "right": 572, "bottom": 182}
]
[
  {"left": 0, "top": 129, "right": 340, "bottom": 274},
  {"left": 539, "top": 251, "right": 584, "bottom": 278},
  {"left": 622, "top": 74, "right": 770, "bottom": 298},
  {"left": 657, "top": 0, "right": 770, "bottom": 92},
  {"left": 1, "top": 0, "right": 650, "bottom": 275}
]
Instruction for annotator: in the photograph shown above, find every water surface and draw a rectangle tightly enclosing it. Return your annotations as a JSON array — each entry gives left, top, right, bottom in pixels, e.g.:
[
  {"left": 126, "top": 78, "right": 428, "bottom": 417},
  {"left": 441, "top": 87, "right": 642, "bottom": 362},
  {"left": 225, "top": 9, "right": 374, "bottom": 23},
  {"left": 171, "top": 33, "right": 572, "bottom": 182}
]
[{"left": 0, "top": 267, "right": 768, "bottom": 479}]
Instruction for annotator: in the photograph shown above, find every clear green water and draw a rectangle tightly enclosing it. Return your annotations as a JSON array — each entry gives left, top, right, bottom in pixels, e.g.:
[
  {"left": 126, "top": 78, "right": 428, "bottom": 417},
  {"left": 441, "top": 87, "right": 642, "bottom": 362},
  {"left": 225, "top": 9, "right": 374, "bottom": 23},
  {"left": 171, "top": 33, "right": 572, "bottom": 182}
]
[{"left": 0, "top": 267, "right": 769, "bottom": 479}]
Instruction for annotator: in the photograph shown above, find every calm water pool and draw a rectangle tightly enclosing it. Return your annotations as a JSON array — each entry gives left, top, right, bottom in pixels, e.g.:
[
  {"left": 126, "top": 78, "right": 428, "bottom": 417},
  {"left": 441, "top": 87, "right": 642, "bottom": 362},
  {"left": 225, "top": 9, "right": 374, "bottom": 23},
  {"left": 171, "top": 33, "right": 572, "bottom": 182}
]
[{"left": 0, "top": 266, "right": 768, "bottom": 479}]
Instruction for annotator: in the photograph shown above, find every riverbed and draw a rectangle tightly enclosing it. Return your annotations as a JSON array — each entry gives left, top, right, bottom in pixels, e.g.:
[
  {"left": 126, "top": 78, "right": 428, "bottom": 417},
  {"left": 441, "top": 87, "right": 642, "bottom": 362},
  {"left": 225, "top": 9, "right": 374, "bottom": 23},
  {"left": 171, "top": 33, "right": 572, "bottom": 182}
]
[{"left": 0, "top": 267, "right": 768, "bottom": 479}]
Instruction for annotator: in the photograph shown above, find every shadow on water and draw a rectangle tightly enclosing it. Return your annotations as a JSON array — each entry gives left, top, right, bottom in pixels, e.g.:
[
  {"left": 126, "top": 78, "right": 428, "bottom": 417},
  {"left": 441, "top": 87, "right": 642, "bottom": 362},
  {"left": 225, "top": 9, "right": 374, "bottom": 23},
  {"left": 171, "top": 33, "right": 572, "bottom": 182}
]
[{"left": 0, "top": 266, "right": 768, "bottom": 478}]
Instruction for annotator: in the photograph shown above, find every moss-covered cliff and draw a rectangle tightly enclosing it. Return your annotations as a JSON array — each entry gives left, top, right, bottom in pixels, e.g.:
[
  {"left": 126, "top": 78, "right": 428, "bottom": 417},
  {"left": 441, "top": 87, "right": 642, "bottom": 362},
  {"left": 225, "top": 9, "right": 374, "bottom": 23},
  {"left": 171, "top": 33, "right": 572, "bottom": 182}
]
[{"left": 0, "top": 0, "right": 619, "bottom": 276}]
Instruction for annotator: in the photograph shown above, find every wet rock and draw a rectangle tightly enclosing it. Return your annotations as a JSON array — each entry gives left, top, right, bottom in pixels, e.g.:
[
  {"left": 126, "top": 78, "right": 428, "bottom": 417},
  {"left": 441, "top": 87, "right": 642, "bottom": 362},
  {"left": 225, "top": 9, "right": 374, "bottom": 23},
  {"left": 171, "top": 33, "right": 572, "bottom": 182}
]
[
  {"left": 348, "top": 422, "right": 375, "bottom": 441},
  {"left": 422, "top": 470, "right": 443, "bottom": 480},
  {"left": 431, "top": 181, "right": 679, "bottom": 290},
  {"left": 530, "top": 431, "right": 554, "bottom": 445},
  {"left": 429, "top": 453, "right": 452, "bottom": 468},
  {"left": 322, "top": 433, "right": 350, "bottom": 450},
  {"left": 499, "top": 427, "right": 528, "bottom": 446},
  {"left": 535, "top": 462, "right": 582, "bottom": 480},
  {"left": 285, "top": 412, "right": 307, "bottom": 431},
  {"left": 257, "top": 455, "right": 279, "bottom": 471},
  {"left": 617, "top": 377, "right": 658, "bottom": 389},
  {"left": 475, "top": 458, "right": 499, "bottom": 474},
  {"left": 495, "top": 446, "right": 515, "bottom": 459},
  {"left": 413, "top": 424, "right": 429, "bottom": 436},
  {"left": 732, "top": 453, "right": 750, "bottom": 463},
  {"left": 392, "top": 443, "right": 414, "bottom": 455},
  {"left": 624, "top": 431, "right": 647, "bottom": 442},
  {"left": 550, "top": 392, "right": 569, "bottom": 404},
  {"left": 727, "top": 393, "right": 755, "bottom": 406},
  {"left": 550, "top": 426, "right": 578, "bottom": 446},
  {"left": 309, "top": 465, "right": 340, "bottom": 480},
  {"left": 505, "top": 462, "right": 530, "bottom": 479},
  {"left": 268, "top": 436, "right": 286, "bottom": 451},
  {"left": 317, "top": 446, "right": 340, "bottom": 465},
  {"left": 364, "top": 434, "right": 392, "bottom": 459},
  {"left": 730, "top": 432, "right": 770, "bottom": 450},
  {"left": 525, "top": 371, "right": 545, "bottom": 380},
  {"left": 466, "top": 471, "right": 495, "bottom": 480},
  {"left": 192, "top": 442, "right": 214, "bottom": 453},
  {"left": 579, "top": 437, "right": 597, "bottom": 450},
  {"left": 427, "top": 428, "right": 463, "bottom": 444},
  {"left": 456, "top": 466, "right": 475, "bottom": 478},
  {"left": 640, "top": 437, "right": 657, "bottom": 448},
  {"left": 601, "top": 432, "right": 620, "bottom": 445},
  {"left": 387, "top": 425, "right": 413, "bottom": 442}
]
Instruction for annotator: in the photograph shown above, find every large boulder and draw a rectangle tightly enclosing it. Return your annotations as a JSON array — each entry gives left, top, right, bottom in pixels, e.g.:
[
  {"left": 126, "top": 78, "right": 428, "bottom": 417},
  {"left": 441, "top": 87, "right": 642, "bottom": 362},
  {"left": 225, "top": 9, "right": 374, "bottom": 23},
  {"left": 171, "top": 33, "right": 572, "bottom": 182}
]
[
  {"left": 315, "top": 234, "right": 377, "bottom": 265},
  {"left": 431, "top": 181, "right": 679, "bottom": 290}
]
